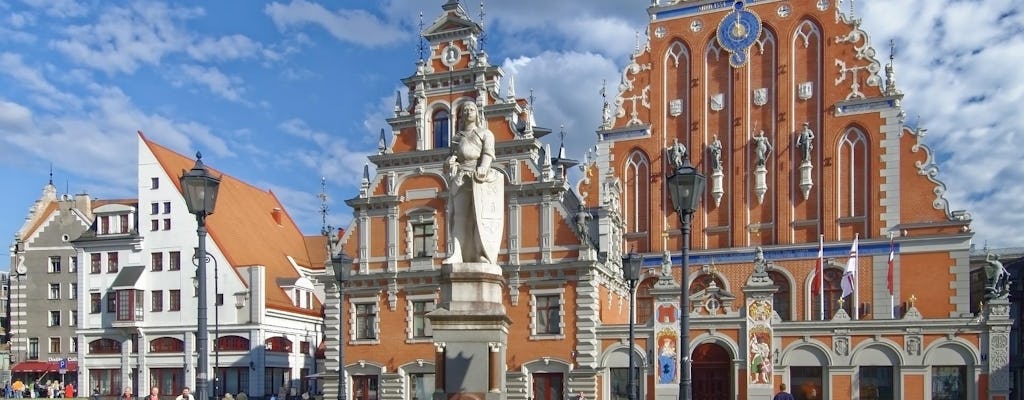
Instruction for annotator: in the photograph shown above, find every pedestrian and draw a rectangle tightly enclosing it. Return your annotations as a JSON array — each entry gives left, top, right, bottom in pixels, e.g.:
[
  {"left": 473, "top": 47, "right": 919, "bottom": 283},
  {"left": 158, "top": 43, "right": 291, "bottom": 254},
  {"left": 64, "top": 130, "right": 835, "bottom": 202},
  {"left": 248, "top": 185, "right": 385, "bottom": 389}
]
[
  {"left": 145, "top": 387, "right": 159, "bottom": 400},
  {"left": 12, "top": 380, "right": 23, "bottom": 399},
  {"left": 91, "top": 386, "right": 100, "bottom": 400},
  {"left": 173, "top": 388, "right": 194, "bottom": 400},
  {"left": 63, "top": 384, "right": 73, "bottom": 400},
  {"left": 773, "top": 383, "right": 795, "bottom": 400},
  {"left": 119, "top": 387, "right": 132, "bottom": 400}
]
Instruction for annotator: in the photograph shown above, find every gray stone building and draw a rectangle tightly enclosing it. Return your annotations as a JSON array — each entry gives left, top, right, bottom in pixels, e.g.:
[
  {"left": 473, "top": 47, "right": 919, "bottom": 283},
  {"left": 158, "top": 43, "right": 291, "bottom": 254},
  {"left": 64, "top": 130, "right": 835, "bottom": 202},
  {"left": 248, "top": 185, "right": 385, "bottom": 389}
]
[{"left": 8, "top": 181, "right": 95, "bottom": 384}]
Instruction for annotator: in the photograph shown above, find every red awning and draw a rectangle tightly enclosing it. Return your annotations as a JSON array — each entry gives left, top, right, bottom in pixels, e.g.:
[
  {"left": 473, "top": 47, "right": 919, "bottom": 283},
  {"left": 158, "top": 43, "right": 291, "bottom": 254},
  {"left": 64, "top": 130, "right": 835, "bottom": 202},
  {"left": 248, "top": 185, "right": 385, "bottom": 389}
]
[{"left": 11, "top": 361, "right": 78, "bottom": 373}]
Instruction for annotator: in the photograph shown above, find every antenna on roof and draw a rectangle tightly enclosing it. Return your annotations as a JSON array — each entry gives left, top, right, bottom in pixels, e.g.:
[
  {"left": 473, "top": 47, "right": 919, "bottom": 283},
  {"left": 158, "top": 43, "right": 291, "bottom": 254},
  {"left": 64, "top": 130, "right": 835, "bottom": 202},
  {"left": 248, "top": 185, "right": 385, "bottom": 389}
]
[{"left": 318, "top": 176, "right": 329, "bottom": 237}]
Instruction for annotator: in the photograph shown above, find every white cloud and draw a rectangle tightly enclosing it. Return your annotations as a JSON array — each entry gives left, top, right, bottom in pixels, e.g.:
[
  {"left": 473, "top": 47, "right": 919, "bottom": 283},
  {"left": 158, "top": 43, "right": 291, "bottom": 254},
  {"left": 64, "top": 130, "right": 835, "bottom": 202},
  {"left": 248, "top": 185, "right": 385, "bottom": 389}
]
[
  {"left": 0, "top": 52, "right": 81, "bottom": 110},
  {"left": 175, "top": 64, "right": 248, "bottom": 103},
  {"left": 18, "top": 0, "right": 88, "bottom": 18},
  {"left": 187, "top": 34, "right": 264, "bottom": 62},
  {"left": 277, "top": 118, "right": 373, "bottom": 189},
  {"left": 265, "top": 0, "right": 407, "bottom": 47},
  {"left": 0, "top": 99, "right": 34, "bottom": 132}
]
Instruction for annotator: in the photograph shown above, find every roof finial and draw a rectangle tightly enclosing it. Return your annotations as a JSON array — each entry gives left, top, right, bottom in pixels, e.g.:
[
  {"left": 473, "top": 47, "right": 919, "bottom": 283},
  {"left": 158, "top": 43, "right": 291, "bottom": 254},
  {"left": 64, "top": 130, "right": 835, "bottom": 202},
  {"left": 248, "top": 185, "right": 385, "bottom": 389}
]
[
  {"left": 884, "top": 39, "right": 902, "bottom": 97},
  {"left": 506, "top": 74, "right": 517, "bottom": 101},
  {"left": 600, "top": 79, "right": 611, "bottom": 129},
  {"left": 318, "top": 176, "right": 329, "bottom": 236},
  {"left": 529, "top": 88, "right": 535, "bottom": 107},
  {"left": 634, "top": 31, "right": 641, "bottom": 55},
  {"left": 48, "top": 163, "right": 53, "bottom": 185},
  {"left": 478, "top": 0, "right": 487, "bottom": 52},
  {"left": 378, "top": 128, "right": 388, "bottom": 154},
  {"left": 849, "top": 0, "right": 856, "bottom": 20},
  {"left": 417, "top": 11, "right": 426, "bottom": 62}
]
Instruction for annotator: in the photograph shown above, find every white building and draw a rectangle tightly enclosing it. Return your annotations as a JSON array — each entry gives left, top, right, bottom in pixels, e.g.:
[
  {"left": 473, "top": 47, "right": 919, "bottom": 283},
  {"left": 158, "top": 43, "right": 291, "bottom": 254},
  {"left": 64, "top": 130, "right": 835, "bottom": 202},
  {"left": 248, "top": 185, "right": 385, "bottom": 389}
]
[{"left": 74, "top": 133, "right": 326, "bottom": 399}]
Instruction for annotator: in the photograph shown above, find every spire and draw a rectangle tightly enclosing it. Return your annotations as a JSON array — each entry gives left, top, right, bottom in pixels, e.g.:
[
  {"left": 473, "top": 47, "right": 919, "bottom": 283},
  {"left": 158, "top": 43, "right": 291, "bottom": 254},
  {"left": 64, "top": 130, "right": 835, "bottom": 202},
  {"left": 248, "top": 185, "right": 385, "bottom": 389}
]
[
  {"left": 558, "top": 124, "right": 567, "bottom": 159},
  {"left": 378, "top": 128, "right": 388, "bottom": 154},
  {"left": 394, "top": 90, "right": 403, "bottom": 115},
  {"left": 318, "top": 176, "right": 329, "bottom": 236},
  {"left": 478, "top": 0, "right": 487, "bottom": 52},
  {"left": 884, "top": 39, "right": 903, "bottom": 97},
  {"left": 48, "top": 163, "right": 53, "bottom": 185},
  {"left": 506, "top": 74, "right": 517, "bottom": 101},
  {"left": 600, "top": 79, "right": 611, "bottom": 130},
  {"left": 359, "top": 164, "right": 371, "bottom": 198},
  {"left": 417, "top": 11, "right": 426, "bottom": 62}
]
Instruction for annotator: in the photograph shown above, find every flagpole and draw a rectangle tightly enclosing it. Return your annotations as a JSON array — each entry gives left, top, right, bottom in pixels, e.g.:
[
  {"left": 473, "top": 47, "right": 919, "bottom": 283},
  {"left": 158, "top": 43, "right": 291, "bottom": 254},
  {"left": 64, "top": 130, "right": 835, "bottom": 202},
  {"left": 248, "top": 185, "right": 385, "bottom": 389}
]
[
  {"left": 818, "top": 234, "right": 824, "bottom": 321},
  {"left": 888, "top": 234, "right": 895, "bottom": 319}
]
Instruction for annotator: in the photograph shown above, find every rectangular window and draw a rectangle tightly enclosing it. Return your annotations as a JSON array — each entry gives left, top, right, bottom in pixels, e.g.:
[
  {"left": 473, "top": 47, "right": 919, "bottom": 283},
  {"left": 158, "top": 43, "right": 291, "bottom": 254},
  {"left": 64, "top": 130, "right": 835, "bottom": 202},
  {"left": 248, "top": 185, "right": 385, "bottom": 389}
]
[
  {"left": 91, "top": 253, "right": 101, "bottom": 273},
  {"left": 532, "top": 373, "right": 564, "bottom": 400},
  {"left": 152, "top": 290, "right": 163, "bottom": 311},
  {"left": 352, "top": 376, "right": 379, "bottom": 400},
  {"left": 932, "top": 366, "right": 966, "bottom": 400},
  {"left": 859, "top": 366, "right": 894, "bottom": 400},
  {"left": 409, "top": 373, "right": 435, "bottom": 400},
  {"left": 169, "top": 251, "right": 181, "bottom": 270},
  {"left": 151, "top": 219, "right": 159, "bottom": 231},
  {"left": 50, "top": 337, "right": 61, "bottom": 353},
  {"left": 90, "top": 293, "right": 101, "bottom": 313},
  {"left": 49, "top": 256, "right": 61, "bottom": 273},
  {"left": 412, "top": 300, "right": 434, "bottom": 338},
  {"left": 69, "top": 283, "right": 78, "bottom": 300},
  {"left": 169, "top": 290, "right": 181, "bottom": 311},
  {"left": 120, "top": 214, "right": 129, "bottom": 233},
  {"left": 70, "top": 310, "right": 78, "bottom": 327},
  {"left": 28, "top": 338, "right": 39, "bottom": 360},
  {"left": 71, "top": 337, "right": 78, "bottom": 353},
  {"left": 107, "top": 252, "right": 118, "bottom": 273},
  {"left": 152, "top": 252, "right": 163, "bottom": 271},
  {"left": 609, "top": 368, "right": 641, "bottom": 400},
  {"left": 356, "top": 303, "right": 377, "bottom": 340},
  {"left": 49, "top": 283, "right": 61, "bottom": 300},
  {"left": 163, "top": 218, "right": 171, "bottom": 230},
  {"left": 151, "top": 177, "right": 159, "bottom": 189},
  {"left": 535, "top": 295, "right": 562, "bottom": 335},
  {"left": 115, "top": 289, "right": 144, "bottom": 322},
  {"left": 300, "top": 341, "right": 310, "bottom": 355},
  {"left": 216, "top": 293, "right": 224, "bottom": 306},
  {"left": 100, "top": 215, "right": 110, "bottom": 234},
  {"left": 70, "top": 256, "right": 78, "bottom": 273},
  {"left": 106, "top": 291, "right": 115, "bottom": 313},
  {"left": 151, "top": 202, "right": 160, "bottom": 215},
  {"left": 49, "top": 310, "right": 61, "bottom": 327},
  {"left": 791, "top": 366, "right": 824, "bottom": 400},
  {"left": 90, "top": 369, "right": 123, "bottom": 396},
  {"left": 412, "top": 222, "right": 435, "bottom": 258},
  {"left": 163, "top": 201, "right": 171, "bottom": 214}
]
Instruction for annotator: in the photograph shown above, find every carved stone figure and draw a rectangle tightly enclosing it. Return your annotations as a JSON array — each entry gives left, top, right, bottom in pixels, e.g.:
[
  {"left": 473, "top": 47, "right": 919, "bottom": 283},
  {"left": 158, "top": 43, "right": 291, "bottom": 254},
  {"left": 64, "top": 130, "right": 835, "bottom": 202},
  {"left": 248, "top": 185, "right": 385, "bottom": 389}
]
[
  {"left": 984, "top": 253, "right": 1010, "bottom": 299},
  {"left": 708, "top": 134, "right": 723, "bottom": 171},
  {"left": 752, "top": 130, "right": 773, "bottom": 167},
  {"left": 753, "top": 246, "right": 770, "bottom": 274},
  {"left": 443, "top": 102, "right": 504, "bottom": 264},
  {"left": 575, "top": 205, "right": 592, "bottom": 246},
  {"left": 796, "top": 122, "right": 815, "bottom": 162},
  {"left": 669, "top": 138, "right": 687, "bottom": 170}
]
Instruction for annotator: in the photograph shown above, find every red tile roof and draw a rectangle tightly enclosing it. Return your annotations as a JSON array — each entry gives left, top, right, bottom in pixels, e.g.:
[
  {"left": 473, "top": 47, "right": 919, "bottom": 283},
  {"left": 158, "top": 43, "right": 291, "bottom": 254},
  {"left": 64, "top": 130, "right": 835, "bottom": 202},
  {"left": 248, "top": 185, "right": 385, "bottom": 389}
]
[{"left": 140, "top": 131, "right": 326, "bottom": 316}]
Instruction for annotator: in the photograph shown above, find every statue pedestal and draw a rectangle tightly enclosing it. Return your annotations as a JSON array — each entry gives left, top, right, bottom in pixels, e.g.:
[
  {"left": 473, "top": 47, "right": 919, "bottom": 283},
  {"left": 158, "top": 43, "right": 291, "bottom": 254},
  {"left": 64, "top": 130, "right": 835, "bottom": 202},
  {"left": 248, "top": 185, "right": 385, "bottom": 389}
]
[
  {"left": 799, "top": 160, "right": 814, "bottom": 200},
  {"left": 711, "top": 168, "right": 725, "bottom": 207},
  {"left": 753, "top": 166, "right": 768, "bottom": 204},
  {"left": 429, "top": 262, "right": 510, "bottom": 400}
]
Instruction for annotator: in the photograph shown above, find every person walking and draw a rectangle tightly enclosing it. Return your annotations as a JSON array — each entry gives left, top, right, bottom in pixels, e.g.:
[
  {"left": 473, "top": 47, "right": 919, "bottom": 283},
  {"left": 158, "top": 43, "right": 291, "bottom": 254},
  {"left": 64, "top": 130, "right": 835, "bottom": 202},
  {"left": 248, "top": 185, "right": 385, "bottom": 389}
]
[
  {"left": 11, "top": 380, "right": 23, "bottom": 399},
  {"left": 119, "top": 387, "right": 133, "bottom": 400},
  {"left": 773, "top": 383, "right": 795, "bottom": 400},
  {"left": 145, "top": 387, "right": 159, "bottom": 400},
  {"left": 174, "top": 388, "right": 194, "bottom": 400}
]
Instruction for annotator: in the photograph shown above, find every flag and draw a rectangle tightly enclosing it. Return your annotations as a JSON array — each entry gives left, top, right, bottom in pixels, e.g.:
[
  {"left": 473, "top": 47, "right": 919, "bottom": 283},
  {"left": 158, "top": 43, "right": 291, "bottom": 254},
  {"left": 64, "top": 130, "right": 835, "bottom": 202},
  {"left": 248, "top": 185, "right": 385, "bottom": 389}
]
[
  {"left": 811, "top": 235, "right": 824, "bottom": 295},
  {"left": 840, "top": 235, "right": 859, "bottom": 299},
  {"left": 886, "top": 238, "right": 895, "bottom": 295}
]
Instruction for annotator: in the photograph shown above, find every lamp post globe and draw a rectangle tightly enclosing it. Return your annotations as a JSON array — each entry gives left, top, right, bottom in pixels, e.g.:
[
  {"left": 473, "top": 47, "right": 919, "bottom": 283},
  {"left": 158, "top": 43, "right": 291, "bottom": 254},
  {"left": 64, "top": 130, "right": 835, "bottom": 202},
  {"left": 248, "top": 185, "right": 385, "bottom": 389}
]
[
  {"left": 666, "top": 157, "right": 705, "bottom": 400},
  {"left": 180, "top": 152, "right": 221, "bottom": 400},
  {"left": 623, "top": 251, "right": 643, "bottom": 400},
  {"left": 330, "top": 251, "right": 352, "bottom": 400}
]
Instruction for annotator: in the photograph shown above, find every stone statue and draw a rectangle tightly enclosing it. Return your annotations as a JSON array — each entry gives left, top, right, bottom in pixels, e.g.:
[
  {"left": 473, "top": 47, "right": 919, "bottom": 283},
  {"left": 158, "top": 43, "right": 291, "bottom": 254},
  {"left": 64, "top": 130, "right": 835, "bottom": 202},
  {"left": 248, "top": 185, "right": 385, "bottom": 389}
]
[
  {"left": 443, "top": 102, "right": 504, "bottom": 264},
  {"left": 575, "top": 205, "right": 592, "bottom": 246},
  {"left": 796, "top": 122, "right": 815, "bottom": 162},
  {"left": 753, "top": 246, "right": 770, "bottom": 274},
  {"left": 752, "top": 130, "right": 772, "bottom": 167},
  {"left": 669, "top": 138, "right": 687, "bottom": 170},
  {"left": 661, "top": 251, "right": 672, "bottom": 276},
  {"left": 984, "top": 253, "right": 1010, "bottom": 299},
  {"left": 708, "top": 134, "right": 723, "bottom": 171}
]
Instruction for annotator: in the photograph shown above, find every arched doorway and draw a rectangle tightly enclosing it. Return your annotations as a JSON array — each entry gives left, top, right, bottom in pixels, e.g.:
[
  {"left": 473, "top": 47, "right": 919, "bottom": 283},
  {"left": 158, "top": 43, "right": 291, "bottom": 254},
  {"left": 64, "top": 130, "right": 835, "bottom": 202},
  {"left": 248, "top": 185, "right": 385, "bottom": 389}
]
[{"left": 692, "top": 343, "right": 731, "bottom": 400}]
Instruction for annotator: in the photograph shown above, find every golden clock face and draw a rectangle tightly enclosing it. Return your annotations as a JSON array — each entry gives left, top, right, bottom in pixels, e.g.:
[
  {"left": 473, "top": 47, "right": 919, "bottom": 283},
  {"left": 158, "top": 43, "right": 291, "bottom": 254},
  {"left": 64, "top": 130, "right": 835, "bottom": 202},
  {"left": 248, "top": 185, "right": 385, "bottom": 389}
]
[{"left": 731, "top": 21, "right": 747, "bottom": 38}]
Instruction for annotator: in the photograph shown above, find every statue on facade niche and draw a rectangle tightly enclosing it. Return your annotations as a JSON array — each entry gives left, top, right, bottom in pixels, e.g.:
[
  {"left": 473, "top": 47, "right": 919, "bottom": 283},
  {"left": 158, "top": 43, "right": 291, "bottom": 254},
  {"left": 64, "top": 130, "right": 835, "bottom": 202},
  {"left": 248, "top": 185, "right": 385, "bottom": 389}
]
[
  {"left": 708, "top": 134, "right": 723, "bottom": 171},
  {"left": 751, "top": 130, "right": 773, "bottom": 167},
  {"left": 443, "top": 102, "right": 504, "bottom": 264},
  {"left": 984, "top": 253, "right": 1010, "bottom": 299},
  {"left": 753, "top": 246, "right": 771, "bottom": 274},
  {"left": 669, "top": 138, "right": 687, "bottom": 170},
  {"left": 796, "top": 122, "right": 815, "bottom": 162},
  {"left": 574, "top": 205, "right": 592, "bottom": 246}
]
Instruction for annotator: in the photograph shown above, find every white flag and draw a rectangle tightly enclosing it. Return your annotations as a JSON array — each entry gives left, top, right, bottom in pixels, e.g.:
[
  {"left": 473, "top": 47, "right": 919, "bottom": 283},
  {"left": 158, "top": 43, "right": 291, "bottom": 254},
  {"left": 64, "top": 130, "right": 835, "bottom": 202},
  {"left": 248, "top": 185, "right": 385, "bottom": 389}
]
[{"left": 840, "top": 236, "right": 859, "bottom": 299}]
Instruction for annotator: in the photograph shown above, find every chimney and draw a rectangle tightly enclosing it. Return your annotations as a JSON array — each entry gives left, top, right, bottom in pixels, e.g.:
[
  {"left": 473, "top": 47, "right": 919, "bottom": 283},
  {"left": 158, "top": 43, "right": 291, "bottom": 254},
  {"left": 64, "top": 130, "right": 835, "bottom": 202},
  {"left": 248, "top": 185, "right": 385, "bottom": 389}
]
[{"left": 272, "top": 208, "right": 283, "bottom": 225}]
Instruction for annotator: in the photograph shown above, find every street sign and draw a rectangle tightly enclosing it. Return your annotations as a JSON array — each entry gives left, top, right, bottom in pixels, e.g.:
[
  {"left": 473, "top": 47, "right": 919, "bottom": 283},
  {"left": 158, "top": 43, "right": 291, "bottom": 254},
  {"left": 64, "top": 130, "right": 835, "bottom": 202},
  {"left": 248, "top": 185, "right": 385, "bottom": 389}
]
[{"left": 58, "top": 358, "right": 67, "bottom": 375}]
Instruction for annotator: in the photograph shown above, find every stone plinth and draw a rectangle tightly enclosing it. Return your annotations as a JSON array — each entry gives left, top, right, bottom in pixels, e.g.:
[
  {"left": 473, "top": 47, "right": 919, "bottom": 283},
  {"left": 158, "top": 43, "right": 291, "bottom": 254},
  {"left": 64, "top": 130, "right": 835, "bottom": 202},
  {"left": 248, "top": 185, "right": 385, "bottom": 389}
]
[{"left": 429, "top": 262, "right": 510, "bottom": 400}]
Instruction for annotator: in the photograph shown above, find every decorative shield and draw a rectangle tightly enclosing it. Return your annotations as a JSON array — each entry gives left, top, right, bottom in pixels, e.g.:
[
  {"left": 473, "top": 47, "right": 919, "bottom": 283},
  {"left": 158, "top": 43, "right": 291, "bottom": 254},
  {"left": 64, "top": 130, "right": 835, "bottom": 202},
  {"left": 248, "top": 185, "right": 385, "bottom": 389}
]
[
  {"left": 798, "top": 81, "right": 814, "bottom": 100},
  {"left": 710, "top": 93, "right": 725, "bottom": 111},
  {"left": 752, "top": 88, "right": 768, "bottom": 106},
  {"left": 669, "top": 99, "right": 683, "bottom": 117},
  {"left": 473, "top": 170, "right": 505, "bottom": 264}
]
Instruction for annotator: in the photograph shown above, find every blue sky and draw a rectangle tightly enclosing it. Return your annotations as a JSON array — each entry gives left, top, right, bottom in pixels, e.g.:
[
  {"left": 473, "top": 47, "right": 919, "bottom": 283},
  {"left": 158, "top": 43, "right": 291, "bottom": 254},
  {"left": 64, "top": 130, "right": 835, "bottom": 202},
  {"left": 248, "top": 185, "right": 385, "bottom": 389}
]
[{"left": 2, "top": 0, "right": 1022, "bottom": 268}]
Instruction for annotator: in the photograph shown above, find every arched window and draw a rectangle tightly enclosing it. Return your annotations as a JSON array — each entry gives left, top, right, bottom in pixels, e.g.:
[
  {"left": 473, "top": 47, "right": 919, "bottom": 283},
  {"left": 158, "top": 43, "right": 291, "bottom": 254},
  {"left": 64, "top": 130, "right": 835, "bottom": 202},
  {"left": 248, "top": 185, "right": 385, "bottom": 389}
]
[
  {"left": 150, "top": 337, "right": 185, "bottom": 353},
  {"left": 432, "top": 109, "right": 450, "bottom": 148},
  {"left": 624, "top": 151, "right": 650, "bottom": 234},
  {"left": 265, "top": 336, "right": 292, "bottom": 353},
  {"left": 88, "top": 338, "right": 121, "bottom": 354},
  {"left": 690, "top": 275, "right": 726, "bottom": 295},
  {"left": 768, "top": 271, "right": 790, "bottom": 321},
  {"left": 217, "top": 335, "right": 250, "bottom": 351},
  {"left": 812, "top": 268, "right": 852, "bottom": 319},
  {"left": 838, "top": 128, "right": 868, "bottom": 218}
]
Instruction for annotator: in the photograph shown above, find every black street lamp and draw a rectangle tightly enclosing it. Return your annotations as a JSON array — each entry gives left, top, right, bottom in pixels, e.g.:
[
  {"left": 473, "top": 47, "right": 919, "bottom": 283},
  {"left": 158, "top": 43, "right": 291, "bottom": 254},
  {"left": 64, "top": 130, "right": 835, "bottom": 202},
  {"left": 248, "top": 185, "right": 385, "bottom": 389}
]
[
  {"left": 666, "top": 156, "right": 705, "bottom": 400},
  {"left": 623, "top": 251, "right": 643, "bottom": 400},
  {"left": 180, "top": 152, "right": 221, "bottom": 400},
  {"left": 194, "top": 249, "right": 221, "bottom": 399},
  {"left": 330, "top": 251, "right": 352, "bottom": 400}
]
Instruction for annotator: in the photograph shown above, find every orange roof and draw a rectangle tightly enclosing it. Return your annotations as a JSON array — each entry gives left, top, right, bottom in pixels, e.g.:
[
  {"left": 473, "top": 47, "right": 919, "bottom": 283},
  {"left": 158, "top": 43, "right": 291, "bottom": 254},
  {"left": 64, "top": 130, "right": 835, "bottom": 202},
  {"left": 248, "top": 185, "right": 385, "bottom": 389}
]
[
  {"left": 18, "top": 201, "right": 57, "bottom": 242},
  {"left": 140, "top": 132, "right": 326, "bottom": 316}
]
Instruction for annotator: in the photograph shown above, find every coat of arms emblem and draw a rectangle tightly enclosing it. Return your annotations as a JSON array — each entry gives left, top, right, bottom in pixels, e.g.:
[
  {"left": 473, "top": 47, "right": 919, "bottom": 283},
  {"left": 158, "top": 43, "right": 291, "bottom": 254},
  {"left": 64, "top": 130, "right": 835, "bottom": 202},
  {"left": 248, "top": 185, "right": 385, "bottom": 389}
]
[
  {"left": 798, "top": 81, "right": 814, "bottom": 101},
  {"left": 752, "top": 88, "right": 768, "bottom": 107},
  {"left": 710, "top": 93, "right": 724, "bottom": 112}
]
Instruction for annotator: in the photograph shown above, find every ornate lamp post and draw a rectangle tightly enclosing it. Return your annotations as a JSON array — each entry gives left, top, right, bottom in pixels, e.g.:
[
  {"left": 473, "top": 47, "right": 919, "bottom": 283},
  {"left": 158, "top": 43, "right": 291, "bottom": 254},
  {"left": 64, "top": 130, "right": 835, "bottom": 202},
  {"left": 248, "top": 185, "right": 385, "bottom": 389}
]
[
  {"left": 194, "top": 249, "right": 221, "bottom": 399},
  {"left": 330, "top": 251, "right": 352, "bottom": 400},
  {"left": 623, "top": 251, "right": 643, "bottom": 400},
  {"left": 180, "top": 152, "right": 221, "bottom": 400},
  {"left": 666, "top": 156, "right": 705, "bottom": 400}
]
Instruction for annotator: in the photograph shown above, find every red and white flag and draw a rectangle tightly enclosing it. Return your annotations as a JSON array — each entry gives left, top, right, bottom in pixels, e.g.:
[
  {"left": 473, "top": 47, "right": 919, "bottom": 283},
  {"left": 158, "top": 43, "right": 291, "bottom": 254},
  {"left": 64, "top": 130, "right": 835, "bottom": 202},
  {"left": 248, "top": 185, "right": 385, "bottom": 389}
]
[
  {"left": 886, "top": 238, "right": 895, "bottom": 295},
  {"left": 840, "top": 235, "right": 859, "bottom": 299},
  {"left": 811, "top": 234, "right": 825, "bottom": 320}
]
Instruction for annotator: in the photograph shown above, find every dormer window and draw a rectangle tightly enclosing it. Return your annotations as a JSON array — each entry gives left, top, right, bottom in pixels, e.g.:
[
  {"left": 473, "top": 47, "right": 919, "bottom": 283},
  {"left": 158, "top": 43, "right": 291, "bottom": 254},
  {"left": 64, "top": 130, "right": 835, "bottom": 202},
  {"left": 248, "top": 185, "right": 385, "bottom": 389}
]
[{"left": 432, "top": 109, "right": 450, "bottom": 148}]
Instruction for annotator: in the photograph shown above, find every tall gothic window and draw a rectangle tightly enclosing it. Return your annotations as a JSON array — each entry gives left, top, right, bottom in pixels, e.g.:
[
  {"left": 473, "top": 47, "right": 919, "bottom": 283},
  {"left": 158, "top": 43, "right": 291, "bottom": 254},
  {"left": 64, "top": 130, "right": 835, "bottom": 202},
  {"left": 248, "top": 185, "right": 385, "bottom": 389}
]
[
  {"left": 838, "top": 128, "right": 868, "bottom": 220},
  {"left": 624, "top": 151, "right": 650, "bottom": 235},
  {"left": 768, "top": 271, "right": 791, "bottom": 321},
  {"left": 433, "top": 109, "right": 450, "bottom": 148}
]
